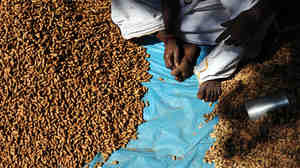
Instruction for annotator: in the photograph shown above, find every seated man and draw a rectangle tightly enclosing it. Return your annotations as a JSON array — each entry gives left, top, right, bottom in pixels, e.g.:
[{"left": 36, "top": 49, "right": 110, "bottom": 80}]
[{"left": 111, "top": 0, "right": 279, "bottom": 102}]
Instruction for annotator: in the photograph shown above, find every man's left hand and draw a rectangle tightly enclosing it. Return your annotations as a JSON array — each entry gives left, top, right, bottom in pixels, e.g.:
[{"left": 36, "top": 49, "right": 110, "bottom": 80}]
[
  {"left": 171, "top": 44, "right": 201, "bottom": 82},
  {"left": 216, "top": 8, "right": 264, "bottom": 46}
]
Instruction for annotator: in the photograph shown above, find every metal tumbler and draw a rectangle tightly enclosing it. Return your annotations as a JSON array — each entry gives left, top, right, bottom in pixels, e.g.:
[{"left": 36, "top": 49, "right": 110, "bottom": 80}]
[{"left": 245, "top": 93, "right": 291, "bottom": 120}]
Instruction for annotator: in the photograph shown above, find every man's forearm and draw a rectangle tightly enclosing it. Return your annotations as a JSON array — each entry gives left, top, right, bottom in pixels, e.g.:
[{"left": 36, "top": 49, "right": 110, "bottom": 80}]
[
  {"left": 161, "top": 0, "right": 181, "bottom": 36},
  {"left": 256, "top": 0, "right": 287, "bottom": 13},
  {"left": 247, "top": 0, "right": 280, "bottom": 21}
]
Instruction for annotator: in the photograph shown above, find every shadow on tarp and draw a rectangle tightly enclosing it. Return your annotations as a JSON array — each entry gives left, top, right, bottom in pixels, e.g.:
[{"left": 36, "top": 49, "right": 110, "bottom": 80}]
[{"left": 87, "top": 36, "right": 218, "bottom": 168}]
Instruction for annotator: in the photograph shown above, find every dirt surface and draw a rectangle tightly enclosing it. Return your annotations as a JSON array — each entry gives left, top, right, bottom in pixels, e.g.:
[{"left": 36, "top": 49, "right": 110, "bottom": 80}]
[{"left": 0, "top": 1, "right": 151, "bottom": 167}]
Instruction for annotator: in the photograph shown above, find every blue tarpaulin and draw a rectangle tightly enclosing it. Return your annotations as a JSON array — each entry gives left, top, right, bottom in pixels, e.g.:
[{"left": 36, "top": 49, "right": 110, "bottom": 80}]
[{"left": 88, "top": 36, "right": 218, "bottom": 168}]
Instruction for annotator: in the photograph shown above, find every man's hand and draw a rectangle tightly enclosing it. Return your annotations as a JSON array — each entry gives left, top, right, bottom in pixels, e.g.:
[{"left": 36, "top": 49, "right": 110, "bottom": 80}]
[
  {"left": 171, "top": 57, "right": 193, "bottom": 82},
  {"left": 156, "top": 31, "right": 180, "bottom": 70},
  {"left": 159, "top": 0, "right": 181, "bottom": 69},
  {"left": 216, "top": 0, "right": 275, "bottom": 46},
  {"left": 216, "top": 9, "right": 263, "bottom": 46},
  {"left": 157, "top": 31, "right": 200, "bottom": 82},
  {"left": 171, "top": 43, "right": 200, "bottom": 82},
  {"left": 164, "top": 39, "right": 180, "bottom": 70}
]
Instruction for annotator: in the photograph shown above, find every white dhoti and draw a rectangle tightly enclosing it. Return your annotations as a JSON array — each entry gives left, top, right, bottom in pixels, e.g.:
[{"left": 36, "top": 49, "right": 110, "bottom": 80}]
[
  {"left": 111, "top": 0, "right": 274, "bottom": 84},
  {"left": 111, "top": 0, "right": 165, "bottom": 39}
]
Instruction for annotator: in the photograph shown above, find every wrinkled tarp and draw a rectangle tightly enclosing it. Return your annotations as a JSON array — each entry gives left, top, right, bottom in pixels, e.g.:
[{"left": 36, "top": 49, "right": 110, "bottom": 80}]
[{"left": 87, "top": 36, "right": 218, "bottom": 168}]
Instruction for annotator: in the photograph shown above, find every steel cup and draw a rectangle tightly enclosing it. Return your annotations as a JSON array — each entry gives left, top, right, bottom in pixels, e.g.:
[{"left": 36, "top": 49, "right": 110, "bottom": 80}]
[{"left": 245, "top": 93, "right": 290, "bottom": 120}]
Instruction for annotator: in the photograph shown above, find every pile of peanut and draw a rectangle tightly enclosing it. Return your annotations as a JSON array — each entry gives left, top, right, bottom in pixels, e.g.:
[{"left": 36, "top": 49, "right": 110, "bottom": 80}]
[{"left": 0, "top": 0, "right": 151, "bottom": 167}]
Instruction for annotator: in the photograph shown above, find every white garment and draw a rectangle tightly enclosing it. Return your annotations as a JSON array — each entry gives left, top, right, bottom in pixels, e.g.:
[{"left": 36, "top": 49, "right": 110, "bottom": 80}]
[
  {"left": 111, "top": 0, "right": 273, "bottom": 84},
  {"left": 111, "top": 0, "right": 259, "bottom": 44},
  {"left": 194, "top": 13, "right": 275, "bottom": 84},
  {"left": 111, "top": 0, "right": 165, "bottom": 39},
  {"left": 178, "top": 0, "right": 259, "bottom": 45}
]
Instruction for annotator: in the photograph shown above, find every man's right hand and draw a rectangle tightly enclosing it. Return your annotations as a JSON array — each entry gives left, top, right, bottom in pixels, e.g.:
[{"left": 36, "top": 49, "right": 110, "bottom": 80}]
[
  {"left": 156, "top": 31, "right": 181, "bottom": 70},
  {"left": 164, "top": 38, "right": 180, "bottom": 70}
]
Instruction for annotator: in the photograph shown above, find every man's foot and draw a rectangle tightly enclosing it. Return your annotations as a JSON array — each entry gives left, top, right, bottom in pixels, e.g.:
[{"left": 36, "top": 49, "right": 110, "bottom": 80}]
[
  {"left": 197, "top": 80, "right": 222, "bottom": 102},
  {"left": 171, "top": 43, "right": 201, "bottom": 81}
]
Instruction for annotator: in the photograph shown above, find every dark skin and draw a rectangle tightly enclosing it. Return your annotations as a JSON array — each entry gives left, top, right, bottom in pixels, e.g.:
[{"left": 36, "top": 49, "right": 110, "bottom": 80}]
[
  {"left": 216, "top": 0, "right": 275, "bottom": 46},
  {"left": 157, "top": 0, "right": 201, "bottom": 82},
  {"left": 158, "top": 0, "right": 276, "bottom": 102}
]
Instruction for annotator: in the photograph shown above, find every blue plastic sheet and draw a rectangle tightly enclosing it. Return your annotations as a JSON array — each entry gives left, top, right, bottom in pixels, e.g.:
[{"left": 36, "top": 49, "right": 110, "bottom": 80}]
[{"left": 88, "top": 37, "right": 218, "bottom": 168}]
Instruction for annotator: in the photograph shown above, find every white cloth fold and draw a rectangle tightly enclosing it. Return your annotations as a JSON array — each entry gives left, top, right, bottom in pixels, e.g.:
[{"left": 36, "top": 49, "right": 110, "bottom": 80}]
[
  {"left": 111, "top": 0, "right": 259, "bottom": 44},
  {"left": 111, "top": 0, "right": 165, "bottom": 39},
  {"left": 194, "top": 13, "right": 275, "bottom": 84},
  {"left": 111, "top": 0, "right": 274, "bottom": 85}
]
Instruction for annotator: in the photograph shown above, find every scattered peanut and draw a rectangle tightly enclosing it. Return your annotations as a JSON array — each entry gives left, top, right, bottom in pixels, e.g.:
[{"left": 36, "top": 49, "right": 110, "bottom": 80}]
[{"left": 203, "top": 40, "right": 300, "bottom": 168}]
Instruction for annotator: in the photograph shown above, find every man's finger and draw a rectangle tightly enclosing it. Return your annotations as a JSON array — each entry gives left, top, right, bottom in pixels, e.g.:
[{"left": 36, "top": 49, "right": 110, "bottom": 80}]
[
  {"left": 171, "top": 67, "right": 181, "bottom": 76},
  {"left": 225, "top": 37, "right": 235, "bottom": 45},
  {"left": 181, "top": 63, "right": 192, "bottom": 79},
  {"left": 182, "top": 71, "right": 188, "bottom": 80},
  {"left": 221, "top": 19, "right": 234, "bottom": 27},
  {"left": 171, "top": 67, "right": 185, "bottom": 82},
  {"left": 240, "top": 37, "right": 251, "bottom": 46},
  {"left": 215, "top": 29, "right": 231, "bottom": 43},
  {"left": 233, "top": 39, "right": 242, "bottom": 46},
  {"left": 164, "top": 51, "right": 174, "bottom": 69},
  {"left": 176, "top": 76, "right": 184, "bottom": 82},
  {"left": 174, "top": 45, "right": 180, "bottom": 67}
]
